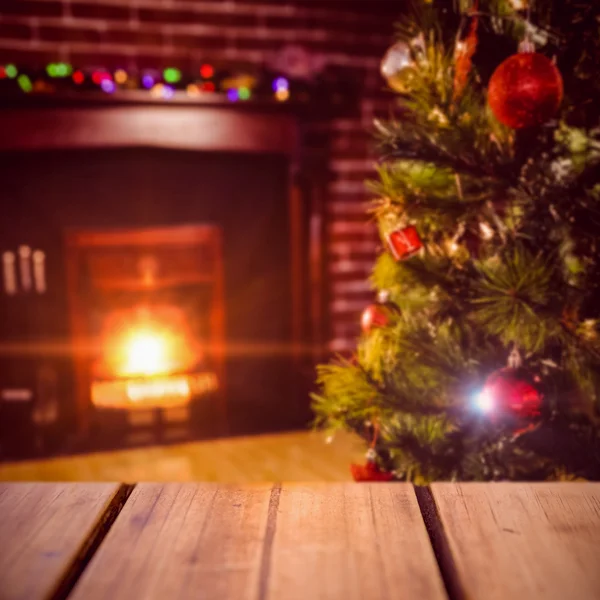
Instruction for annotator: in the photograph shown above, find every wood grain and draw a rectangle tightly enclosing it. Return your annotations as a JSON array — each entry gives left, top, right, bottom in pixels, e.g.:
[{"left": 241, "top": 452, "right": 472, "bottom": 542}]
[
  {"left": 0, "top": 482, "right": 122, "bottom": 600},
  {"left": 431, "top": 482, "right": 600, "bottom": 600},
  {"left": 70, "top": 483, "right": 447, "bottom": 600},
  {"left": 69, "top": 483, "right": 274, "bottom": 600},
  {"left": 267, "top": 483, "right": 448, "bottom": 600}
]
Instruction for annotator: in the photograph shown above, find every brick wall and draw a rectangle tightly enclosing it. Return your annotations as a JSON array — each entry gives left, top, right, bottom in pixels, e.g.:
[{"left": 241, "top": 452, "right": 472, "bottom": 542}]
[{"left": 0, "top": 0, "right": 399, "bottom": 352}]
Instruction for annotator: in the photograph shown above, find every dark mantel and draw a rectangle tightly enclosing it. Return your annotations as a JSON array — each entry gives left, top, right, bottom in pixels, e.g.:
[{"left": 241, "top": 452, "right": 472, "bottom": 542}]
[{"left": 0, "top": 98, "right": 300, "bottom": 156}]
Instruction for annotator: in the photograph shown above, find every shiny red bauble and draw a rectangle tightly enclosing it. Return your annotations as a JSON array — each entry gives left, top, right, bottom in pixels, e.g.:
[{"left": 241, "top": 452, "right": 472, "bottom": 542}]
[
  {"left": 361, "top": 293, "right": 400, "bottom": 334},
  {"left": 488, "top": 52, "right": 563, "bottom": 129},
  {"left": 481, "top": 367, "right": 542, "bottom": 419},
  {"left": 350, "top": 460, "right": 394, "bottom": 482},
  {"left": 361, "top": 303, "right": 390, "bottom": 333}
]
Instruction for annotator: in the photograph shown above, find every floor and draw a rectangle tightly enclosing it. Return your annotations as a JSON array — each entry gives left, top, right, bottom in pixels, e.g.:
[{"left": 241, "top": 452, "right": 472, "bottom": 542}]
[{"left": 0, "top": 430, "right": 364, "bottom": 482}]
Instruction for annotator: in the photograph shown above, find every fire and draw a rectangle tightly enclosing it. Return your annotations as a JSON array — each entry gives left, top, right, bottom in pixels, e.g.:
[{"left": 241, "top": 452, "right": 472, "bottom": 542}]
[
  {"left": 91, "top": 372, "right": 218, "bottom": 409},
  {"left": 122, "top": 330, "right": 171, "bottom": 377},
  {"left": 95, "top": 304, "right": 201, "bottom": 380},
  {"left": 90, "top": 304, "right": 217, "bottom": 410}
]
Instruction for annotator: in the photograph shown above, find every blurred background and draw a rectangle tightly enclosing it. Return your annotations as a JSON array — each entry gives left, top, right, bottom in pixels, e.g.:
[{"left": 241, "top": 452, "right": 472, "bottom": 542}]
[{"left": 0, "top": 0, "right": 400, "bottom": 481}]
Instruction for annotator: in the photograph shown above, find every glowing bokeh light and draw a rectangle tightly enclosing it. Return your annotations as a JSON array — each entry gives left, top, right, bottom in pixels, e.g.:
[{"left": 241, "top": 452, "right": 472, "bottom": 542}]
[
  {"left": 200, "top": 64, "right": 214, "bottom": 78},
  {"left": 5, "top": 64, "right": 18, "bottom": 79},
  {"left": 56, "top": 63, "right": 71, "bottom": 77},
  {"left": 100, "top": 79, "right": 116, "bottom": 93},
  {"left": 202, "top": 81, "right": 215, "bottom": 92},
  {"left": 186, "top": 83, "right": 201, "bottom": 96},
  {"left": 238, "top": 86, "right": 251, "bottom": 100},
  {"left": 150, "top": 83, "right": 164, "bottom": 98},
  {"left": 163, "top": 67, "right": 181, "bottom": 83},
  {"left": 0, "top": 66, "right": 6, "bottom": 79},
  {"left": 114, "top": 69, "right": 128, "bottom": 84},
  {"left": 162, "top": 84, "right": 175, "bottom": 99},
  {"left": 272, "top": 76, "right": 288, "bottom": 92},
  {"left": 474, "top": 389, "right": 494, "bottom": 413},
  {"left": 92, "top": 71, "right": 110, "bottom": 84},
  {"left": 123, "top": 331, "right": 167, "bottom": 377},
  {"left": 72, "top": 70, "right": 85, "bottom": 84},
  {"left": 275, "top": 88, "right": 290, "bottom": 102},
  {"left": 17, "top": 74, "right": 32, "bottom": 93},
  {"left": 142, "top": 74, "right": 154, "bottom": 89},
  {"left": 226, "top": 88, "right": 239, "bottom": 102}
]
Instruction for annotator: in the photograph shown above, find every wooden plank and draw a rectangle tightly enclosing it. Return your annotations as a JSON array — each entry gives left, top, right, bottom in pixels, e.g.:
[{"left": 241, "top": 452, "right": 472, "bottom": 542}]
[
  {"left": 69, "top": 483, "right": 447, "bottom": 600},
  {"left": 431, "top": 482, "right": 600, "bottom": 600},
  {"left": 0, "top": 482, "right": 123, "bottom": 600},
  {"left": 68, "top": 483, "right": 274, "bottom": 600},
  {"left": 267, "top": 483, "right": 448, "bottom": 600}
]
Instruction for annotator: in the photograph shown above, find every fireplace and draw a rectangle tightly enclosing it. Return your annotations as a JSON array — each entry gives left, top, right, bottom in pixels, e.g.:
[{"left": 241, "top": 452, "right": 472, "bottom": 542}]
[
  {"left": 0, "top": 101, "right": 326, "bottom": 457},
  {"left": 67, "top": 225, "right": 224, "bottom": 427}
]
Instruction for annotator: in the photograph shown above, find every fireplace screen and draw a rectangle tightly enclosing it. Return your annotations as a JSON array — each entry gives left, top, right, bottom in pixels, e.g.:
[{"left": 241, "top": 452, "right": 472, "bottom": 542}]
[{"left": 65, "top": 225, "right": 224, "bottom": 420}]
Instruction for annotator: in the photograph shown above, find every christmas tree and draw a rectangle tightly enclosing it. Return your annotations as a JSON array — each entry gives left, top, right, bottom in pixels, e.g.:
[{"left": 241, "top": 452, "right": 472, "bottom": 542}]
[{"left": 312, "top": 0, "right": 600, "bottom": 483}]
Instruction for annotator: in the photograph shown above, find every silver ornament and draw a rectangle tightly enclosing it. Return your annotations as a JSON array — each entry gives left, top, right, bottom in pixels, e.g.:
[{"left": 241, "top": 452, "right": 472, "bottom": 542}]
[{"left": 380, "top": 41, "right": 416, "bottom": 93}]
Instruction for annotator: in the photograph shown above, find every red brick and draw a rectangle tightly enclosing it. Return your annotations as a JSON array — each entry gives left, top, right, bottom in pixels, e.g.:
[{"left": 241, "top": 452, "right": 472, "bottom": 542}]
[
  {"left": 0, "top": 47, "right": 56, "bottom": 67},
  {"left": 232, "top": 37, "right": 281, "bottom": 52},
  {"left": 138, "top": 8, "right": 259, "bottom": 28},
  {"left": 170, "top": 34, "right": 227, "bottom": 51},
  {"left": 104, "top": 29, "right": 164, "bottom": 47},
  {"left": 0, "top": 0, "right": 63, "bottom": 17},
  {"left": 135, "top": 53, "right": 191, "bottom": 72},
  {"left": 0, "top": 22, "right": 32, "bottom": 40},
  {"left": 236, "top": 0, "right": 401, "bottom": 19},
  {"left": 70, "top": 2, "right": 130, "bottom": 21},
  {"left": 69, "top": 51, "right": 133, "bottom": 70},
  {"left": 39, "top": 25, "right": 102, "bottom": 44},
  {"left": 263, "top": 14, "right": 362, "bottom": 35}
]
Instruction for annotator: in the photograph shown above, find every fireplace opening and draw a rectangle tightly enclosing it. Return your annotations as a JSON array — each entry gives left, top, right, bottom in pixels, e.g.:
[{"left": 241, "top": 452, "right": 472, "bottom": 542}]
[
  {"left": 0, "top": 146, "right": 304, "bottom": 453},
  {"left": 73, "top": 224, "right": 225, "bottom": 418}
]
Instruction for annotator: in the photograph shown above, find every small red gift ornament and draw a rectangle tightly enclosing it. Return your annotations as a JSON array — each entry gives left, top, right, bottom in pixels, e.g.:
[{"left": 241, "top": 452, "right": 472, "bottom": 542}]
[
  {"left": 361, "top": 290, "right": 401, "bottom": 334},
  {"left": 387, "top": 225, "right": 423, "bottom": 260},
  {"left": 351, "top": 449, "right": 394, "bottom": 482}
]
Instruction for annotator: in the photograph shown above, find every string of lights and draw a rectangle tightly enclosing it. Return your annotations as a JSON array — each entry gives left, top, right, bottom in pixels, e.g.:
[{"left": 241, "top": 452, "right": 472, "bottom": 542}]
[{"left": 0, "top": 61, "right": 350, "bottom": 105}]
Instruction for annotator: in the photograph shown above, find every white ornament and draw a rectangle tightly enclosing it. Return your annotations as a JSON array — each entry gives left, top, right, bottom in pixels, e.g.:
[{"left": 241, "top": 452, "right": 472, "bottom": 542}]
[{"left": 380, "top": 41, "right": 416, "bottom": 93}]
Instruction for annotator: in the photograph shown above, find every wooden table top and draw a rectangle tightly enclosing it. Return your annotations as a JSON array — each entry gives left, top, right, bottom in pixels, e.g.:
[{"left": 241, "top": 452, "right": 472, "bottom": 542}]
[{"left": 0, "top": 482, "right": 599, "bottom": 600}]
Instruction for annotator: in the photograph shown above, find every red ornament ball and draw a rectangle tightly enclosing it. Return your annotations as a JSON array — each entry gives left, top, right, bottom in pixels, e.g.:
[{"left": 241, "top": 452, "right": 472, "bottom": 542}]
[
  {"left": 488, "top": 52, "right": 563, "bottom": 129},
  {"left": 478, "top": 367, "right": 542, "bottom": 420},
  {"left": 361, "top": 303, "right": 390, "bottom": 333},
  {"left": 350, "top": 460, "right": 394, "bottom": 482},
  {"left": 361, "top": 291, "right": 400, "bottom": 334}
]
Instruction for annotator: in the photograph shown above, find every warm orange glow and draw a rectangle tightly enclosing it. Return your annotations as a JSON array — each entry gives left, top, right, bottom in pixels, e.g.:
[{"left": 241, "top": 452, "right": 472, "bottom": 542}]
[
  {"left": 94, "top": 304, "right": 202, "bottom": 380},
  {"left": 91, "top": 372, "right": 218, "bottom": 409},
  {"left": 122, "top": 329, "right": 170, "bottom": 377}
]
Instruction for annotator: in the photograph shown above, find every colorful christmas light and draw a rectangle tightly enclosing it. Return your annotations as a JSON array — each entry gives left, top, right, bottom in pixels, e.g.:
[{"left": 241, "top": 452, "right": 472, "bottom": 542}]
[
  {"left": 17, "top": 74, "right": 32, "bottom": 93},
  {"left": 275, "top": 88, "right": 290, "bottom": 102},
  {"left": 100, "top": 79, "right": 116, "bottom": 94},
  {"left": 142, "top": 74, "right": 155, "bottom": 89},
  {"left": 114, "top": 69, "right": 128, "bottom": 84},
  {"left": 200, "top": 64, "right": 214, "bottom": 78},
  {"left": 163, "top": 67, "right": 181, "bottom": 84},
  {"left": 273, "top": 76, "right": 289, "bottom": 92},
  {"left": 5, "top": 64, "right": 17, "bottom": 79}
]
